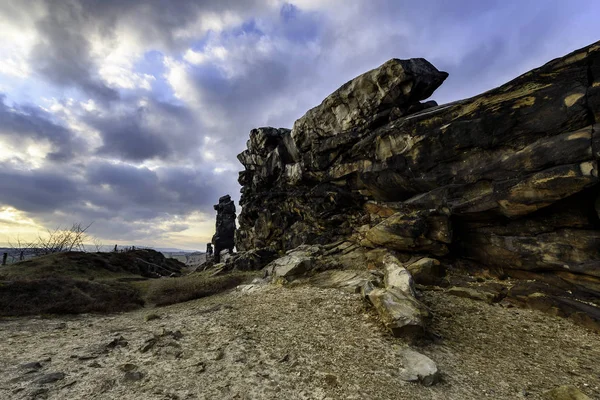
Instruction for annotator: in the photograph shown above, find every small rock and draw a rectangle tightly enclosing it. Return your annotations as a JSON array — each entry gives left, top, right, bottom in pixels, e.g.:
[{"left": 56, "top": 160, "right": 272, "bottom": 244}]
[
  {"left": 145, "top": 313, "right": 161, "bottom": 322},
  {"left": 170, "top": 330, "right": 184, "bottom": 340},
  {"left": 123, "top": 371, "right": 144, "bottom": 382},
  {"left": 542, "top": 385, "right": 590, "bottom": 400},
  {"left": 360, "top": 280, "right": 377, "bottom": 299},
  {"left": 193, "top": 361, "right": 206, "bottom": 373},
  {"left": 324, "top": 373, "right": 339, "bottom": 387},
  {"left": 140, "top": 337, "right": 158, "bottom": 353},
  {"left": 106, "top": 336, "right": 128, "bottom": 350},
  {"left": 208, "top": 348, "right": 225, "bottom": 361},
  {"left": 447, "top": 286, "right": 496, "bottom": 304},
  {"left": 29, "top": 388, "right": 49, "bottom": 398},
  {"left": 20, "top": 362, "right": 43, "bottom": 371},
  {"left": 35, "top": 372, "right": 66, "bottom": 385},
  {"left": 77, "top": 354, "right": 99, "bottom": 361},
  {"left": 118, "top": 363, "right": 138, "bottom": 372},
  {"left": 398, "top": 348, "right": 440, "bottom": 386},
  {"left": 88, "top": 362, "right": 102, "bottom": 368}
]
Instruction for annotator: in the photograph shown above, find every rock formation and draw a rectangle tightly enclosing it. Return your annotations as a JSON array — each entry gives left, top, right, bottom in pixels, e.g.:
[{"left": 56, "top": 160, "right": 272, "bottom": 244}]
[
  {"left": 236, "top": 41, "right": 600, "bottom": 330},
  {"left": 212, "top": 195, "right": 236, "bottom": 263}
]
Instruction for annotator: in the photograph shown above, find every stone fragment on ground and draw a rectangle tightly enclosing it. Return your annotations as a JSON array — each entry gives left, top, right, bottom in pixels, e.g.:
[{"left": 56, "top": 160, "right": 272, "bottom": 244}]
[
  {"left": 543, "top": 385, "right": 591, "bottom": 400},
  {"left": 366, "top": 252, "right": 431, "bottom": 339},
  {"left": 398, "top": 348, "right": 440, "bottom": 386},
  {"left": 447, "top": 286, "right": 497, "bottom": 304},
  {"left": 308, "top": 269, "right": 376, "bottom": 292},
  {"left": 405, "top": 257, "right": 445, "bottom": 286},
  {"left": 368, "top": 288, "right": 429, "bottom": 339},
  {"left": 263, "top": 245, "right": 322, "bottom": 280},
  {"left": 34, "top": 372, "right": 65, "bottom": 385},
  {"left": 383, "top": 253, "right": 417, "bottom": 296}
]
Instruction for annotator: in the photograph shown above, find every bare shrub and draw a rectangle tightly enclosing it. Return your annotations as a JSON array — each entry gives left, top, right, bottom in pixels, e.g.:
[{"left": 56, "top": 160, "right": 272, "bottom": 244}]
[
  {"left": 33, "top": 222, "right": 93, "bottom": 255},
  {"left": 9, "top": 222, "right": 97, "bottom": 257}
]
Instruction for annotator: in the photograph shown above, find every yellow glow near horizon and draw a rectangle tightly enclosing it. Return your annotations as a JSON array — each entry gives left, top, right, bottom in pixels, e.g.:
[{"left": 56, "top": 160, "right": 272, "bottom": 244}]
[
  {"left": 0, "top": 207, "right": 217, "bottom": 251},
  {"left": 0, "top": 207, "right": 45, "bottom": 246}
]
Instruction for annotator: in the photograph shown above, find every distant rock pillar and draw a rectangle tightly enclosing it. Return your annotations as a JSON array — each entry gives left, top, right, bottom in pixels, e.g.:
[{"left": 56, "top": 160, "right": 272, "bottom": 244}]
[
  {"left": 2, "top": 252, "right": 7, "bottom": 266},
  {"left": 212, "top": 194, "right": 237, "bottom": 263}
]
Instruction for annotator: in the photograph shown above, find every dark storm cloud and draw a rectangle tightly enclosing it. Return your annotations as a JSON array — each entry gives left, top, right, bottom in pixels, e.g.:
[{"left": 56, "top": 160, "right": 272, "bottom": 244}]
[
  {"left": 0, "top": 166, "right": 81, "bottom": 213},
  {"left": 84, "top": 162, "right": 232, "bottom": 215},
  {"left": 84, "top": 99, "right": 199, "bottom": 162},
  {"left": 32, "top": 3, "right": 119, "bottom": 103},
  {"left": 0, "top": 95, "right": 83, "bottom": 162}
]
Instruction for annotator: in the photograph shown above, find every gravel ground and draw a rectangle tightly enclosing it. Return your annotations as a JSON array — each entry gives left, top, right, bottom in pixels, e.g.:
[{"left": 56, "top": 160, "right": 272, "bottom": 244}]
[{"left": 0, "top": 283, "right": 599, "bottom": 400}]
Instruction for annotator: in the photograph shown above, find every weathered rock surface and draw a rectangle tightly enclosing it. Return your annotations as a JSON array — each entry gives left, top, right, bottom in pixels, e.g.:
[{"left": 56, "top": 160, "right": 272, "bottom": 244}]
[{"left": 236, "top": 41, "right": 600, "bottom": 329}]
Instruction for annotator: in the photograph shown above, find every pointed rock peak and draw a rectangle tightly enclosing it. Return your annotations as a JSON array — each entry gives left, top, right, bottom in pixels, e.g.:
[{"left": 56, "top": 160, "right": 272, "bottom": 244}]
[{"left": 291, "top": 57, "right": 448, "bottom": 151}]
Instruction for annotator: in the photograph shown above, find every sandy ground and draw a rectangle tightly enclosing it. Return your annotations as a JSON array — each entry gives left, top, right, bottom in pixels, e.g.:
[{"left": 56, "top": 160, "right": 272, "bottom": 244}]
[{"left": 0, "top": 283, "right": 599, "bottom": 400}]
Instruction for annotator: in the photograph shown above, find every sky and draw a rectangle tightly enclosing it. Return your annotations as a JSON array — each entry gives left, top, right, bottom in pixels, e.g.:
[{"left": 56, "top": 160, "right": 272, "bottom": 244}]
[{"left": 0, "top": 0, "right": 599, "bottom": 250}]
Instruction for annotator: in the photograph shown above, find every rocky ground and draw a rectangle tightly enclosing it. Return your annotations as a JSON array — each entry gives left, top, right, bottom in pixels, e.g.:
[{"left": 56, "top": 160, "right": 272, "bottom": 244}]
[{"left": 0, "top": 283, "right": 599, "bottom": 400}]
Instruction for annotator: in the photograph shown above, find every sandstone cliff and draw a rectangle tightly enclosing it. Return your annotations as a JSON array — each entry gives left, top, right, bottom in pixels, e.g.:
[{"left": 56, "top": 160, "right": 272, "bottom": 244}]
[{"left": 236, "top": 41, "right": 600, "bottom": 329}]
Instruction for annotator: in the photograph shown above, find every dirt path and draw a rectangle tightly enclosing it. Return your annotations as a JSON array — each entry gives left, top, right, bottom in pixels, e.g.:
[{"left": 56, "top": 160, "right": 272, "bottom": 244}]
[{"left": 0, "top": 283, "right": 599, "bottom": 399}]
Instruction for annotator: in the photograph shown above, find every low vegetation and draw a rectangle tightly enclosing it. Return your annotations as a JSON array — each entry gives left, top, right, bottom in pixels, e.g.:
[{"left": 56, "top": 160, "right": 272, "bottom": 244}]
[
  {"left": 0, "top": 249, "right": 256, "bottom": 316},
  {"left": 144, "top": 271, "right": 258, "bottom": 307},
  {"left": 0, "top": 249, "right": 184, "bottom": 281},
  {"left": 0, "top": 277, "right": 143, "bottom": 316}
]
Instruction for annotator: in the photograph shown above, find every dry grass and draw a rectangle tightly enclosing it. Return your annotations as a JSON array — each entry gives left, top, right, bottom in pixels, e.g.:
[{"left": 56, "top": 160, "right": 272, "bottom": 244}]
[
  {"left": 0, "top": 252, "right": 256, "bottom": 316},
  {"left": 0, "top": 277, "right": 144, "bottom": 316},
  {"left": 0, "top": 250, "right": 184, "bottom": 281},
  {"left": 145, "top": 271, "right": 258, "bottom": 307}
]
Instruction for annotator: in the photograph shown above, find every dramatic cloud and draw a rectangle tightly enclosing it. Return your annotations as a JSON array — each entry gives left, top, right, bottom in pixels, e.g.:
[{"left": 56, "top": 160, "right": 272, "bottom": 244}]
[
  {"left": 0, "top": 95, "right": 84, "bottom": 162},
  {"left": 1, "top": 0, "right": 599, "bottom": 249}
]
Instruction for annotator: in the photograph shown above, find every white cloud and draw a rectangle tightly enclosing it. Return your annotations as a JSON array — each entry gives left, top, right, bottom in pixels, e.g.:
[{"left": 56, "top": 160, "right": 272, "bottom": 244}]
[
  {"left": 164, "top": 57, "right": 199, "bottom": 105},
  {"left": 173, "top": 11, "right": 245, "bottom": 41},
  {"left": 184, "top": 45, "right": 229, "bottom": 65}
]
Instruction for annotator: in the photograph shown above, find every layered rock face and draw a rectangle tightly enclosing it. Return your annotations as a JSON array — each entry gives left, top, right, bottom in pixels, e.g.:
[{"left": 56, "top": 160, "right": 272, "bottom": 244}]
[{"left": 237, "top": 41, "right": 600, "bottom": 324}]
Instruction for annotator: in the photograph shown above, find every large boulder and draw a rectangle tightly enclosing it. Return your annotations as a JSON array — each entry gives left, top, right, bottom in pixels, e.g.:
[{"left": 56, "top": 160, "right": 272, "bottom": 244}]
[{"left": 236, "top": 41, "right": 600, "bottom": 328}]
